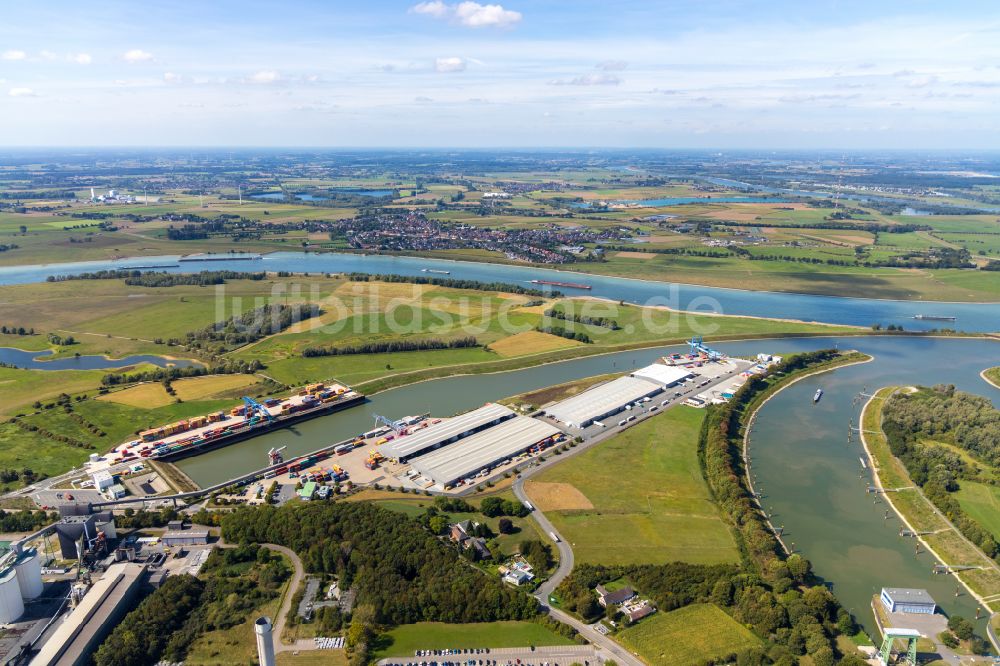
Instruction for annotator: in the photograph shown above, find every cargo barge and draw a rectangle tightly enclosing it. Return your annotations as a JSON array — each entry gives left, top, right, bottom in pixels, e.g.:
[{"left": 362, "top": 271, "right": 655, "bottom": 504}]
[
  {"left": 530, "top": 279, "right": 592, "bottom": 290},
  {"left": 912, "top": 314, "right": 957, "bottom": 322},
  {"left": 179, "top": 254, "right": 262, "bottom": 262},
  {"left": 112, "top": 382, "right": 365, "bottom": 464}
]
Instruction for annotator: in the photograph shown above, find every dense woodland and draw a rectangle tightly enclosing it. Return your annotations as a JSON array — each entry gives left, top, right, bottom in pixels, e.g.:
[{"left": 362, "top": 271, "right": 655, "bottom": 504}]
[
  {"left": 221, "top": 501, "right": 540, "bottom": 664},
  {"left": 883, "top": 386, "right": 1000, "bottom": 560},
  {"left": 95, "top": 544, "right": 290, "bottom": 666},
  {"left": 184, "top": 303, "right": 320, "bottom": 353},
  {"left": 45, "top": 269, "right": 268, "bottom": 285}
]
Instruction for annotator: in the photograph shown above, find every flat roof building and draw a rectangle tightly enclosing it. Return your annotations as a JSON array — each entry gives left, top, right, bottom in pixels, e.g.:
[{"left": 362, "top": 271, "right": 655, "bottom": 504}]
[
  {"left": 543, "top": 376, "right": 663, "bottom": 427},
  {"left": 161, "top": 529, "right": 209, "bottom": 547},
  {"left": 880, "top": 588, "right": 936, "bottom": 615},
  {"left": 410, "top": 416, "right": 562, "bottom": 487},
  {"left": 382, "top": 403, "right": 515, "bottom": 462},
  {"left": 631, "top": 364, "right": 693, "bottom": 387},
  {"left": 32, "top": 563, "right": 146, "bottom": 666}
]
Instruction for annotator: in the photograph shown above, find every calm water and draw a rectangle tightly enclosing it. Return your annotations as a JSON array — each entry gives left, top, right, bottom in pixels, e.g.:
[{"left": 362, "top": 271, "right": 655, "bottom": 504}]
[
  {"left": 0, "top": 252, "right": 997, "bottom": 331},
  {"left": 175, "top": 335, "right": 1000, "bottom": 636},
  {"left": 0, "top": 347, "right": 200, "bottom": 370}
]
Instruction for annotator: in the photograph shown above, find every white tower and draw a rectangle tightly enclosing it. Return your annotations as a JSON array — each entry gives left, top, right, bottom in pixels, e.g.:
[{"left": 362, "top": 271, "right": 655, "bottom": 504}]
[{"left": 254, "top": 616, "right": 276, "bottom": 666}]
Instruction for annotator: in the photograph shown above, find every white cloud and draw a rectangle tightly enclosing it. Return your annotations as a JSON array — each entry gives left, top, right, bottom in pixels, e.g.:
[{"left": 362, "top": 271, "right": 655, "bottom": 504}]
[
  {"left": 123, "top": 49, "right": 154, "bottom": 63},
  {"left": 8, "top": 87, "right": 36, "bottom": 97},
  {"left": 40, "top": 50, "right": 57, "bottom": 61},
  {"left": 550, "top": 73, "right": 622, "bottom": 86},
  {"left": 248, "top": 69, "right": 281, "bottom": 84},
  {"left": 411, "top": 1, "right": 449, "bottom": 18},
  {"left": 1, "top": 50, "right": 26, "bottom": 61},
  {"left": 163, "top": 72, "right": 182, "bottom": 83},
  {"left": 596, "top": 60, "right": 628, "bottom": 71},
  {"left": 411, "top": 1, "right": 521, "bottom": 28},
  {"left": 73, "top": 53, "right": 92, "bottom": 65},
  {"left": 435, "top": 56, "right": 466, "bottom": 73}
]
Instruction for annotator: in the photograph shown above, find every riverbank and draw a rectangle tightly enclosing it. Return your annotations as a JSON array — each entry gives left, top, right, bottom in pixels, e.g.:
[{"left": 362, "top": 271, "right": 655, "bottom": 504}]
[
  {"left": 859, "top": 388, "right": 1000, "bottom": 637},
  {"left": 982, "top": 367, "right": 1000, "bottom": 390}
]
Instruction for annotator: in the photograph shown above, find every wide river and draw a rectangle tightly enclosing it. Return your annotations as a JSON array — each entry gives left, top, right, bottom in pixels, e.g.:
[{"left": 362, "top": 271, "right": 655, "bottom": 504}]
[
  {"left": 173, "top": 334, "right": 999, "bottom": 637},
  {"left": 0, "top": 252, "right": 997, "bottom": 331}
]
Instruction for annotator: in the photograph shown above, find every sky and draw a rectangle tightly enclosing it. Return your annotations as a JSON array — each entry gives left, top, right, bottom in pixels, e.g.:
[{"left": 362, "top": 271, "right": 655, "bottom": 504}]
[{"left": 2, "top": 0, "right": 1000, "bottom": 149}]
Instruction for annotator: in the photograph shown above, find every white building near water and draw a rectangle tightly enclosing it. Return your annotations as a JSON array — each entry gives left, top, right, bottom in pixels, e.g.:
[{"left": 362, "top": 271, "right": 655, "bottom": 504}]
[
  {"left": 92, "top": 470, "right": 114, "bottom": 492},
  {"left": 631, "top": 364, "right": 693, "bottom": 387}
]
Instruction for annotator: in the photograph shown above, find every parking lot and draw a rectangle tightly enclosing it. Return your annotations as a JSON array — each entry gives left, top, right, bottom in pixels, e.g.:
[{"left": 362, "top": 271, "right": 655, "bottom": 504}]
[{"left": 377, "top": 645, "right": 600, "bottom": 666}]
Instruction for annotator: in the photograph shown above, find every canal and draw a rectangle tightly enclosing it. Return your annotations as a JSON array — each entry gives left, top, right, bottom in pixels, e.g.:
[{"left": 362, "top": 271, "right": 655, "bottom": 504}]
[{"left": 175, "top": 335, "right": 999, "bottom": 637}]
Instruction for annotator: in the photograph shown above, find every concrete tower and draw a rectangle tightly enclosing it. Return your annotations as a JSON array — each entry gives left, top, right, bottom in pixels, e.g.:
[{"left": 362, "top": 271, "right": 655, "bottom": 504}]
[{"left": 254, "top": 616, "right": 276, "bottom": 666}]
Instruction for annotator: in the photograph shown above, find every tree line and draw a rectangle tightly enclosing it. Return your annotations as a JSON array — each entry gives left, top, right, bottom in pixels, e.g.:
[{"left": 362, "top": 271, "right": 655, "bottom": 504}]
[
  {"left": 45, "top": 269, "right": 268, "bottom": 285},
  {"left": 543, "top": 308, "right": 621, "bottom": 330},
  {"left": 303, "top": 336, "right": 479, "bottom": 358},
  {"left": 100, "top": 358, "right": 263, "bottom": 387},
  {"left": 185, "top": 303, "right": 320, "bottom": 353},
  {"left": 534, "top": 325, "right": 592, "bottom": 343}
]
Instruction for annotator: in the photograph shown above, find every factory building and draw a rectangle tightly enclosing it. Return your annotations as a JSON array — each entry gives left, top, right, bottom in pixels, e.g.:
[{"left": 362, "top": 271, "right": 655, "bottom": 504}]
[
  {"left": 32, "top": 563, "right": 147, "bottom": 666},
  {"left": 631, "top": 363, "right": 693, "bottom": 387},
  {"left": 55, "top": 513, "right": 115, "bottom": 560},
  {"left": 381, "top": 403, "right": 516, "bottom": 462},
  {"left": 542, "top": 375, "right": 663, "bottom": 428},
  {"left": 410, "top": 416, "right": 562, "bottom": 488}
]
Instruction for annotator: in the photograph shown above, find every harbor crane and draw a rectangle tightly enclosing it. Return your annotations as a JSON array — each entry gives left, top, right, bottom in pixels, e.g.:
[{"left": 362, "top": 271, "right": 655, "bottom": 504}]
[
  {"left": 267, "top": 446, "right": 287, "bottom": 466},
  {"left": 687, "top": 336, "right": 724, "bottom": 361},
  {"left": 372, "top": 414, "right": 406, "bottom": 433},
  {"left": 242, "top": 396, "right": 275, "bottom": 423}
]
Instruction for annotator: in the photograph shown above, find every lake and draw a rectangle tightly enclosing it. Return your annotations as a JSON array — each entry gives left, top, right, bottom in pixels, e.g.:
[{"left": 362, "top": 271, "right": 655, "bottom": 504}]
[{"left": 0, "top": 347, "right": 202, "bottom": 371}]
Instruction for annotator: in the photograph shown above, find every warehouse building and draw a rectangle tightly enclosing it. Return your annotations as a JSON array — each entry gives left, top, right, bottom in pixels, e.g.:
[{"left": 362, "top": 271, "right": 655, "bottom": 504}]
[
  {"left": 542, "top": 376, "right": 663, "bottom": 428},
  {"left": 631, "top": 363, "right": 693, "bottom": 387},
  {"left": 161, "top": 528, "right": 209, "bottom": 547},
  {"left": 410, "top": 416, "right": 562, "bottom": 488},
  {"left": 32, "top": 563, "right": 147, "bottom": 666},
  {"left": 880, "top": 588, "right": 936, "bottom": 615},
  {"left": 381, "top": 403, "right": 516, "bottom": 463}
]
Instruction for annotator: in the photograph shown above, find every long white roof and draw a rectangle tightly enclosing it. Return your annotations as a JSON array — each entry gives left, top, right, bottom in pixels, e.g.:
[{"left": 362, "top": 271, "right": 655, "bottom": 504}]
[
  {"left": 632, "top": 363, "right": 693, "bottom": 386},
  {"left": 543, "top": 375, "right": 662, "bottom": 426},
  {"left": 411, "top": 416, "right": 561, "bottom": 486},
  {"left": 381, "top": 402, "right": 514, "bottom": 460}
]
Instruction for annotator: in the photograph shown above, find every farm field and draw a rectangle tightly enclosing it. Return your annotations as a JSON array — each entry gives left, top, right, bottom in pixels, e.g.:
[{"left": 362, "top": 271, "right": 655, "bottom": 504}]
[
  {"left": 525, "top": 406, "right": 740, "bottom": 566},
  {"left": 615, "top": 604, "right": 762, "bottom": 666},
  {"left": 372, "top": 621, "right": 574, "bottom": 658}
]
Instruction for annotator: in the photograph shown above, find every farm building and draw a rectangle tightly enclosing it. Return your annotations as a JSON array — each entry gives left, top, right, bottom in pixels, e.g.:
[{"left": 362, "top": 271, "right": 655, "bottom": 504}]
[
  {"left": 381, "top": 403, "right": 516, "bottom": 462},
  {"left": 880, "top": 588, "right": 936, "bottom": 615},
  {"left": 631, "top": 363, "right": 693, "bottom": 387},
  {"left": 543, "top": 376, "right": 663, "bottom": 427},
  {"left": 410, "top": 416, "right": 562, "bottom": 487},
  {"left": 596, "top": 584, "right": 636, "bottom": 607}
]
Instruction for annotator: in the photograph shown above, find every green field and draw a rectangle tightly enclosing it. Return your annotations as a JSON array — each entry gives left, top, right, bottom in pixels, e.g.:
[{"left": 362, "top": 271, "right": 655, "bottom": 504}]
[
  {"left": 526, "top": 406, "right": 740, "bottom": 566},
  {"left": 372, "top": 621, "right": 574, "bottom": 657},
  {"left": 615, "top": 604, "right": 762, "bottom": 666},
  {"left": 955, "top": 481, "right": 1000, "bottom": 542},
  {"left": 984, "top": 366, "right": 1000, "bottom": 388}
]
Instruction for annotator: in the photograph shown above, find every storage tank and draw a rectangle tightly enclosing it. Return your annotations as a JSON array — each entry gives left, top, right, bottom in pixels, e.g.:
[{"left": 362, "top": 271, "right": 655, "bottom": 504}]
[
  {"left": 0, "top": 567, "right": 24, "bottom": 624},
  {"left": 89, "top": 453, "right": 100, "bottom": 464},
  {"left": 14, "top": 548, "right": 43, "bottom": 600},
  {"left": 254, "top": 616, "right": 276, "bottom": 666}
]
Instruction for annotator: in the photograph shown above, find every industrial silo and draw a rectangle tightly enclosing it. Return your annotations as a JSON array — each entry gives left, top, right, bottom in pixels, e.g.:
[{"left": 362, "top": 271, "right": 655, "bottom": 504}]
[
  {"left": 14, "top": 548, "right": 43, "bottom": 600},
  {"left": 0, "top": 567, "right": 24, "bottom": 624}
]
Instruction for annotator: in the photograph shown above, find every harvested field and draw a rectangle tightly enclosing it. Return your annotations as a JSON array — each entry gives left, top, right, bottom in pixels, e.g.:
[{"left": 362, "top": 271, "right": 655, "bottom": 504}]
[
  {"left": 523, "top": 481, "right": 594, "bottom": 511},
  {"left": 171, "top": 374, "right": 260, "bottom": 401},
  {"left": 489, "top": 330, "right": 584, "bottom": 357},
  {"left": 614, "top": 251, "right": 657, "bottom": 259},
  {"left": 97, "top": 382, "right": 174, "bottom": 408}
]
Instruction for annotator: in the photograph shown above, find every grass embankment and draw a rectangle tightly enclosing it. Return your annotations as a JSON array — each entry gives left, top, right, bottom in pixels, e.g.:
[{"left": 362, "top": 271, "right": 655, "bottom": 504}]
[
  {"left": 526, "top": 407, "right": 740, "bottom": 566},
  {"left": 371, "top": 621, "right": 574, "bottom": 658},
  {"left": 861, "top": 388, "right": 1000, "bottom": 608},
  {"left": 616, "top": 603, "right": 762, "bottom": 666},
  {"left": 499, "top": 373, "right": 619, "bottom": 410},
  {"left": 983, "top": 367, "right": 1000, "bottom": 389}
]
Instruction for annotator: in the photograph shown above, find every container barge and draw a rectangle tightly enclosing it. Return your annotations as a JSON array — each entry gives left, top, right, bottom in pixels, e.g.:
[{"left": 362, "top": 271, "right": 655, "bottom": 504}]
[
  {"left": 179, "top": 254, "right": 262, "bottom": 262},
  {"left": 530, "top": 279, "right": 592, "bottom": 290},
  {"left": 421, "top": 268, "right": 451, "bottom": 275},
  {"left": 113, "top": 382, "right": 365, "bottom": 463}
]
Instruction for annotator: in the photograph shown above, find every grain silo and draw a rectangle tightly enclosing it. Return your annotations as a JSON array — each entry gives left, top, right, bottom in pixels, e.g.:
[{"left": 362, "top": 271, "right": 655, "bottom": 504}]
[
  {"left": 0, "top": 567, "right": 24, "bottom": 624},
  {"left": 14, "top": 548, "right": 43, "bottom": 600}
]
